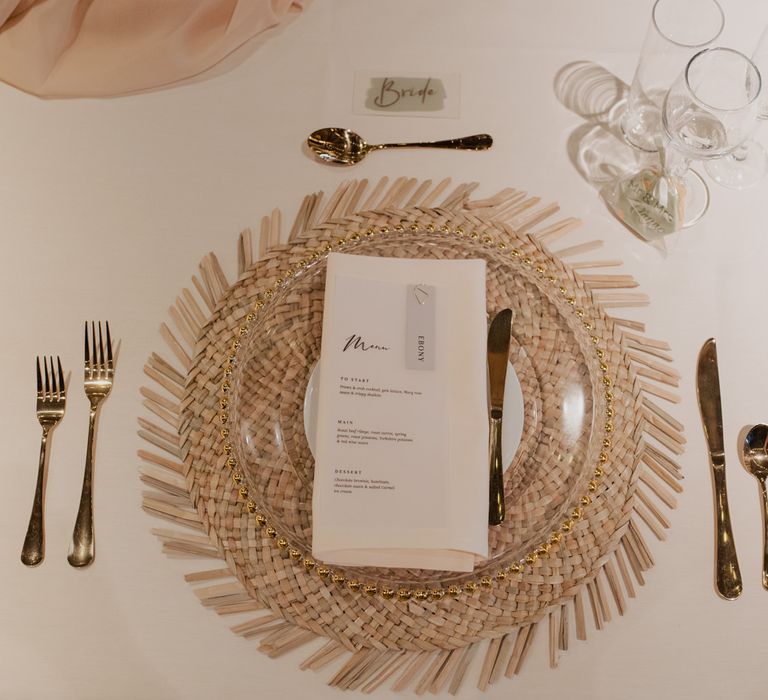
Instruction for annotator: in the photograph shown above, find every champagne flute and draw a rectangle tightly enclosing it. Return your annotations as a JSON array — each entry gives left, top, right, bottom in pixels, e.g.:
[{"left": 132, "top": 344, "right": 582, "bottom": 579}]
[{"left": 662, "top": 47, "right": 761, "bottom": 226}]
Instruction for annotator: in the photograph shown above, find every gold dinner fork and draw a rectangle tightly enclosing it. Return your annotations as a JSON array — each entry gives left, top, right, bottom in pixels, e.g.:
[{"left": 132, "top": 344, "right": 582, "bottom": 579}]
[
  {"left": 21, "top": 356, "right": 66, "bottom": 567},
  {"left": 68, "top": 321, "right": 114, "bottom": 568}
]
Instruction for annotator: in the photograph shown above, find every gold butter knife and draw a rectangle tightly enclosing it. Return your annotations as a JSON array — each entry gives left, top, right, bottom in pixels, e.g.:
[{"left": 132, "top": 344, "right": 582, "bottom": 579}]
[
  {"left": 488, "top": 309, "right": 512, "bottom": 526},
  {"left": 696, "top": 338, "right": 742, "bottom": 600}
]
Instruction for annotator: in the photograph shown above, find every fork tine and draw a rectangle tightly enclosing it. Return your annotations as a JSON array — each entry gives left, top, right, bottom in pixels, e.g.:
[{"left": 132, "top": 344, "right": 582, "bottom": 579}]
[
  {"left": 97, "top": 321, "right": 104, "bottom": 370},
  {"left": 36, "top": 357, "right": 43, "bottom": 397},
  {"left": 84, "top": 321, "right": 90, "bottom": 369},
  {"left": 105, "top": 321, "right": 113, "bottom": 369},
  {"left": 91, "top": 322, "right": 97, "bottom": 373},
  {"left": 44, "top": 356, "right": 51, "bottom": 399},
  {"left": 57, "top": 356, "right": 65, "bottom": 398},
  {"left": 49, "top": 356, "right": 58, "bottom": 396}
]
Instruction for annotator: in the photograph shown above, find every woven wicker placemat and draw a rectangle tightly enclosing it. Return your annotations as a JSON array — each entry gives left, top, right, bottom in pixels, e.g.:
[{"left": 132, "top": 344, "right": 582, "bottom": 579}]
[{"left": 138, "top": 177, "right": 684, "bottom": 693}]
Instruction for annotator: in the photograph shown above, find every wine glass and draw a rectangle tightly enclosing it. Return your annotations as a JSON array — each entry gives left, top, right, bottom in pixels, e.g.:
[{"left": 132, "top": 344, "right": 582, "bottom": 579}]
[
  {"left": 705, "top": 25, "right": 768, "bottom": 188},
  {"left": 662, "top": 47, "right": 762, "bottom": 226}
]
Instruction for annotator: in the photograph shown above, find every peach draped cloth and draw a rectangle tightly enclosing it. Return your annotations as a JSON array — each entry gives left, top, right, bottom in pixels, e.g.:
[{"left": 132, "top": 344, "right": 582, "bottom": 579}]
[{"left": 0, "top": 0, "right": 303, "bottom": 97}]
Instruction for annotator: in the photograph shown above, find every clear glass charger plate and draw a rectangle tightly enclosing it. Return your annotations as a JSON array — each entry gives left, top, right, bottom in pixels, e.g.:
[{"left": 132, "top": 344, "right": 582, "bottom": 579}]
[{"left": 229, "top": 230, "right": 605, "bottom": 591}]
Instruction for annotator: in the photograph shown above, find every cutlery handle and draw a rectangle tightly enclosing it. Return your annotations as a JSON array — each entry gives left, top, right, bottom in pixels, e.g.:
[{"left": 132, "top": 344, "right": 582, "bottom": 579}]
[
  {"left": 21, "top": 430, "right": 49, "bottom": 567},
  {"left": 68, "top": 409, "right": 97, "bottom": 568},
  {"left": 380, "top": 134, "right": 493, "bottom": 151},
  {"left": 712, "top": 467, "right": 742, "bottom": 599},
  {"left": 760, "top": 478, "right": 768, "bottom": 591},
  {"left": 489, "top": 413, "right": 505, "bottom": 525}
]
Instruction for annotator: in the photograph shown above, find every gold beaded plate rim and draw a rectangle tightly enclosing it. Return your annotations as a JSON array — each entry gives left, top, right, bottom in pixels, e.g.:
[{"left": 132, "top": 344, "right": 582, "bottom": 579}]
[{"left": 219, "top": 224, "right": 614, "bottom": 601}]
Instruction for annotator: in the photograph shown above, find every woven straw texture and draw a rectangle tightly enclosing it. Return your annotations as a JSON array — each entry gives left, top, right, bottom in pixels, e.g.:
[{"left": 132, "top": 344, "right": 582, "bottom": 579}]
[{"left": 138, "top": 178, "right": 684, "bottom": 693}]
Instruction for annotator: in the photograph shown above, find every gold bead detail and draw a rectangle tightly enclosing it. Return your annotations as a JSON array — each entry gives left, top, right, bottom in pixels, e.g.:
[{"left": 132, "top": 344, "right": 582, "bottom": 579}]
[
  {"left": 588, "top": 480, "right": 598, "bottom": 492},
  {"left": 288, "top": 548, "right": 301, "bottom": 560},
  {"left": 594, "top": 466, "right": 604, "bottom": 478},
  {"left": 255, "top": 513, "right": 267, "bottom": 527},
  {"left": 238, "top": 486, "right": 249, "bottom": 498},
  {"left": 397, "top": 588, "right": 412, "bottom": 601},
  {"left": 364, "top": 584, "right": 378, "bottom": 596},
  {"left": 549, "top": 532, "right": 562, "bottom": 545},
  {"left": 480, "top": 576, "right": 493, "bottom": 589},
  {"left": 381, "top": 587, "right": 395, "bottom": 599},
  {"left": 347, "top": 579, "right": 361, "bottom": 592},
  {"left": 303, "top": 558, "right": 316, "bottom": 571},
  {"left": 561, "top": 520, "right": 573, "bottom": 533},
  {"left": 226, "top": 457, "right": 237, "bottom": 469},
  {"left": 495, "top": 570, "right": 508, "bottom": 581},
  {"left": 246, "top": 500, "right": 256, "bottom": 513},
  {"left": 331, "top": 572, "right": 346, "bottom": 584},
  {"left": 266, "top": 526, "right": 278, "bottom": 538},
  {"left": 220, "top": 428, "right": 229, "bottom": 438},
  {"left": 276, "top": 537, "right": 288, "bottom": 549},
  {"left": 231, "top": 471, "right": 242, "bottom": 484},
  {"left": 413, "top": 590, "right": 429, "bottom": 602},
  {"left": 509, "top": 562, "right": 522, "bottom": 574},
  {"left": 581, "top": 495, "right": 592, "bottom": 506},
  {"left": 316, "top": 567, "right": 330, "bottom": 579},
  {"left": 525, "top": 552, "right": 538, "bottom": 565},
  {"left": 464, "top": 581, "right": 478, "bottom": 594},
  {"left": 571, "top": 506, "right": 583, "bottom": 520},
  {"left": 447, "top": 586, "right": 461, "bottom": 598},
  {"left": 430, "top": 589, "right": 445, "bottom": 600}
]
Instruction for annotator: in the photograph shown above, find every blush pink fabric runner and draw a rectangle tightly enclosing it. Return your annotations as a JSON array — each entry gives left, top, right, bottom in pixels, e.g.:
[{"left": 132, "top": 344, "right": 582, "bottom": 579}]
[{"left": 0, "top": 0, "right": 303, "bottom": 98}]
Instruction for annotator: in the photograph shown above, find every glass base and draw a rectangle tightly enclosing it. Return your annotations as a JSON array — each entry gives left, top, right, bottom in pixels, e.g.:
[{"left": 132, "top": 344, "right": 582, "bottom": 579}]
[
  {"left": 704, "top": 140, "right": 768, "bottom": 189},
  {"left": 678, "top": 169, "right": 710, "bottom": 228}
]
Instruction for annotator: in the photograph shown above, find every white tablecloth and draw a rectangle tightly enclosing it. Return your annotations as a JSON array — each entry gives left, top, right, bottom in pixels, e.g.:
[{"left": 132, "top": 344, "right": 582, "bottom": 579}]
[{"left": 2, "top": 1, "right": 767, "bottom": 698}]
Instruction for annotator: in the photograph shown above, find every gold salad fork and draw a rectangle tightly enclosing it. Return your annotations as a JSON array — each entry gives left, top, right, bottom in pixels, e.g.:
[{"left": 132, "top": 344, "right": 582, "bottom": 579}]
[
  {"left": 21, "top": 356, "right": 66, "bottom": 567},
  {"left": 68, "top": 322, "right": 114, "bottom": 568}
]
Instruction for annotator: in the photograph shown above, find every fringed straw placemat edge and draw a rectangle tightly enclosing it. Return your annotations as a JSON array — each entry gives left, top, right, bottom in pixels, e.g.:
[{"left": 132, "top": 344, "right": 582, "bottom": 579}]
[{"left": 137, "top": 176, "right": 684, "bottom": 694}]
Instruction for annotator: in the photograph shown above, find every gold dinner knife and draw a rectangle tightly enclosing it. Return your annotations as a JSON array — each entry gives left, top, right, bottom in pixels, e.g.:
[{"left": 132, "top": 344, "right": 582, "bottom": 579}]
[
  {"left": 488, "top": 309, "right": 513, "bottom": 526},
  {"left": 696, "top": 338, "right": 742, "bottom": 600}
]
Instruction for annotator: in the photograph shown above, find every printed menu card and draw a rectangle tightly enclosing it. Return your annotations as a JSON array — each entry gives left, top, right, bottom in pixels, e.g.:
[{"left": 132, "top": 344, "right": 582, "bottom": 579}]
[{"left": 311, "top": 253, "right": 488, "bottom": 571}]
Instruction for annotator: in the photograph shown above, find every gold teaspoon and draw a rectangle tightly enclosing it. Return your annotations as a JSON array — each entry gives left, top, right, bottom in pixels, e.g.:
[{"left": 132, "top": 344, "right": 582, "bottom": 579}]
[
  {"left": 742, "top": 423, "right": 768, "bottom": 590},
  {"left": 307, "top": 127, "right": 493, "bottom": 165}
]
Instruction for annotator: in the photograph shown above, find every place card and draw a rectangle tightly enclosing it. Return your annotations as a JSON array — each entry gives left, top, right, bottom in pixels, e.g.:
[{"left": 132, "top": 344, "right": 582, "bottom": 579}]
[
  {"left": 311, "top": 253, "right": 488, "bottom": 572},
  {"left": 352, "top": 71, "right": 461, "bottom": 118}
]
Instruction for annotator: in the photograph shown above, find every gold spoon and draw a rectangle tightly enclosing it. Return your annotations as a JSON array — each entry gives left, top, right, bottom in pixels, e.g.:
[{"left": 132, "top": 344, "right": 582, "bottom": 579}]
[
  {"left": 307, "top": 127, "right": 492, "bottom": 165},
  {"left": 742, "top": 423, "right": 768, "bottom": 590}
]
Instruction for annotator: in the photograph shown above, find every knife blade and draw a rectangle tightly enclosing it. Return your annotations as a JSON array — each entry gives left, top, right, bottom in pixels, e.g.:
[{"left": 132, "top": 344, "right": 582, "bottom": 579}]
[
  {"left": 487, "top": 309, "right": 513, "bottom": 526},
  {"left": 696, "top": 338, "right": 742, "bottom": 600}
]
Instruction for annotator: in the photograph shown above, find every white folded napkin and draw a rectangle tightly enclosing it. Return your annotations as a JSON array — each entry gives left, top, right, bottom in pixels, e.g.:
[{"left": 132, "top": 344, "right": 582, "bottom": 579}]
[{"left": 311, "top": 252, "right": 488, "bottom": 571}]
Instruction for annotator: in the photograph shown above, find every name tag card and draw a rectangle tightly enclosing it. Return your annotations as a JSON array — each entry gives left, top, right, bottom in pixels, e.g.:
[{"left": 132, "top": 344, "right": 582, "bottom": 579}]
[{"left": 353, "top": 71, "right": 461, "bottom": 118}]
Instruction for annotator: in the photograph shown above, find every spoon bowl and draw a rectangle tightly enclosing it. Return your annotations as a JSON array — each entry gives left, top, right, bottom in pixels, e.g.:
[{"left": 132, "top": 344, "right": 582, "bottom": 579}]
[
  {"left": 743, "top": 423, "right": 768, "bottom": 480},
  {"left": 307, "top": 127, "right": 493, "bottom": 165}
]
